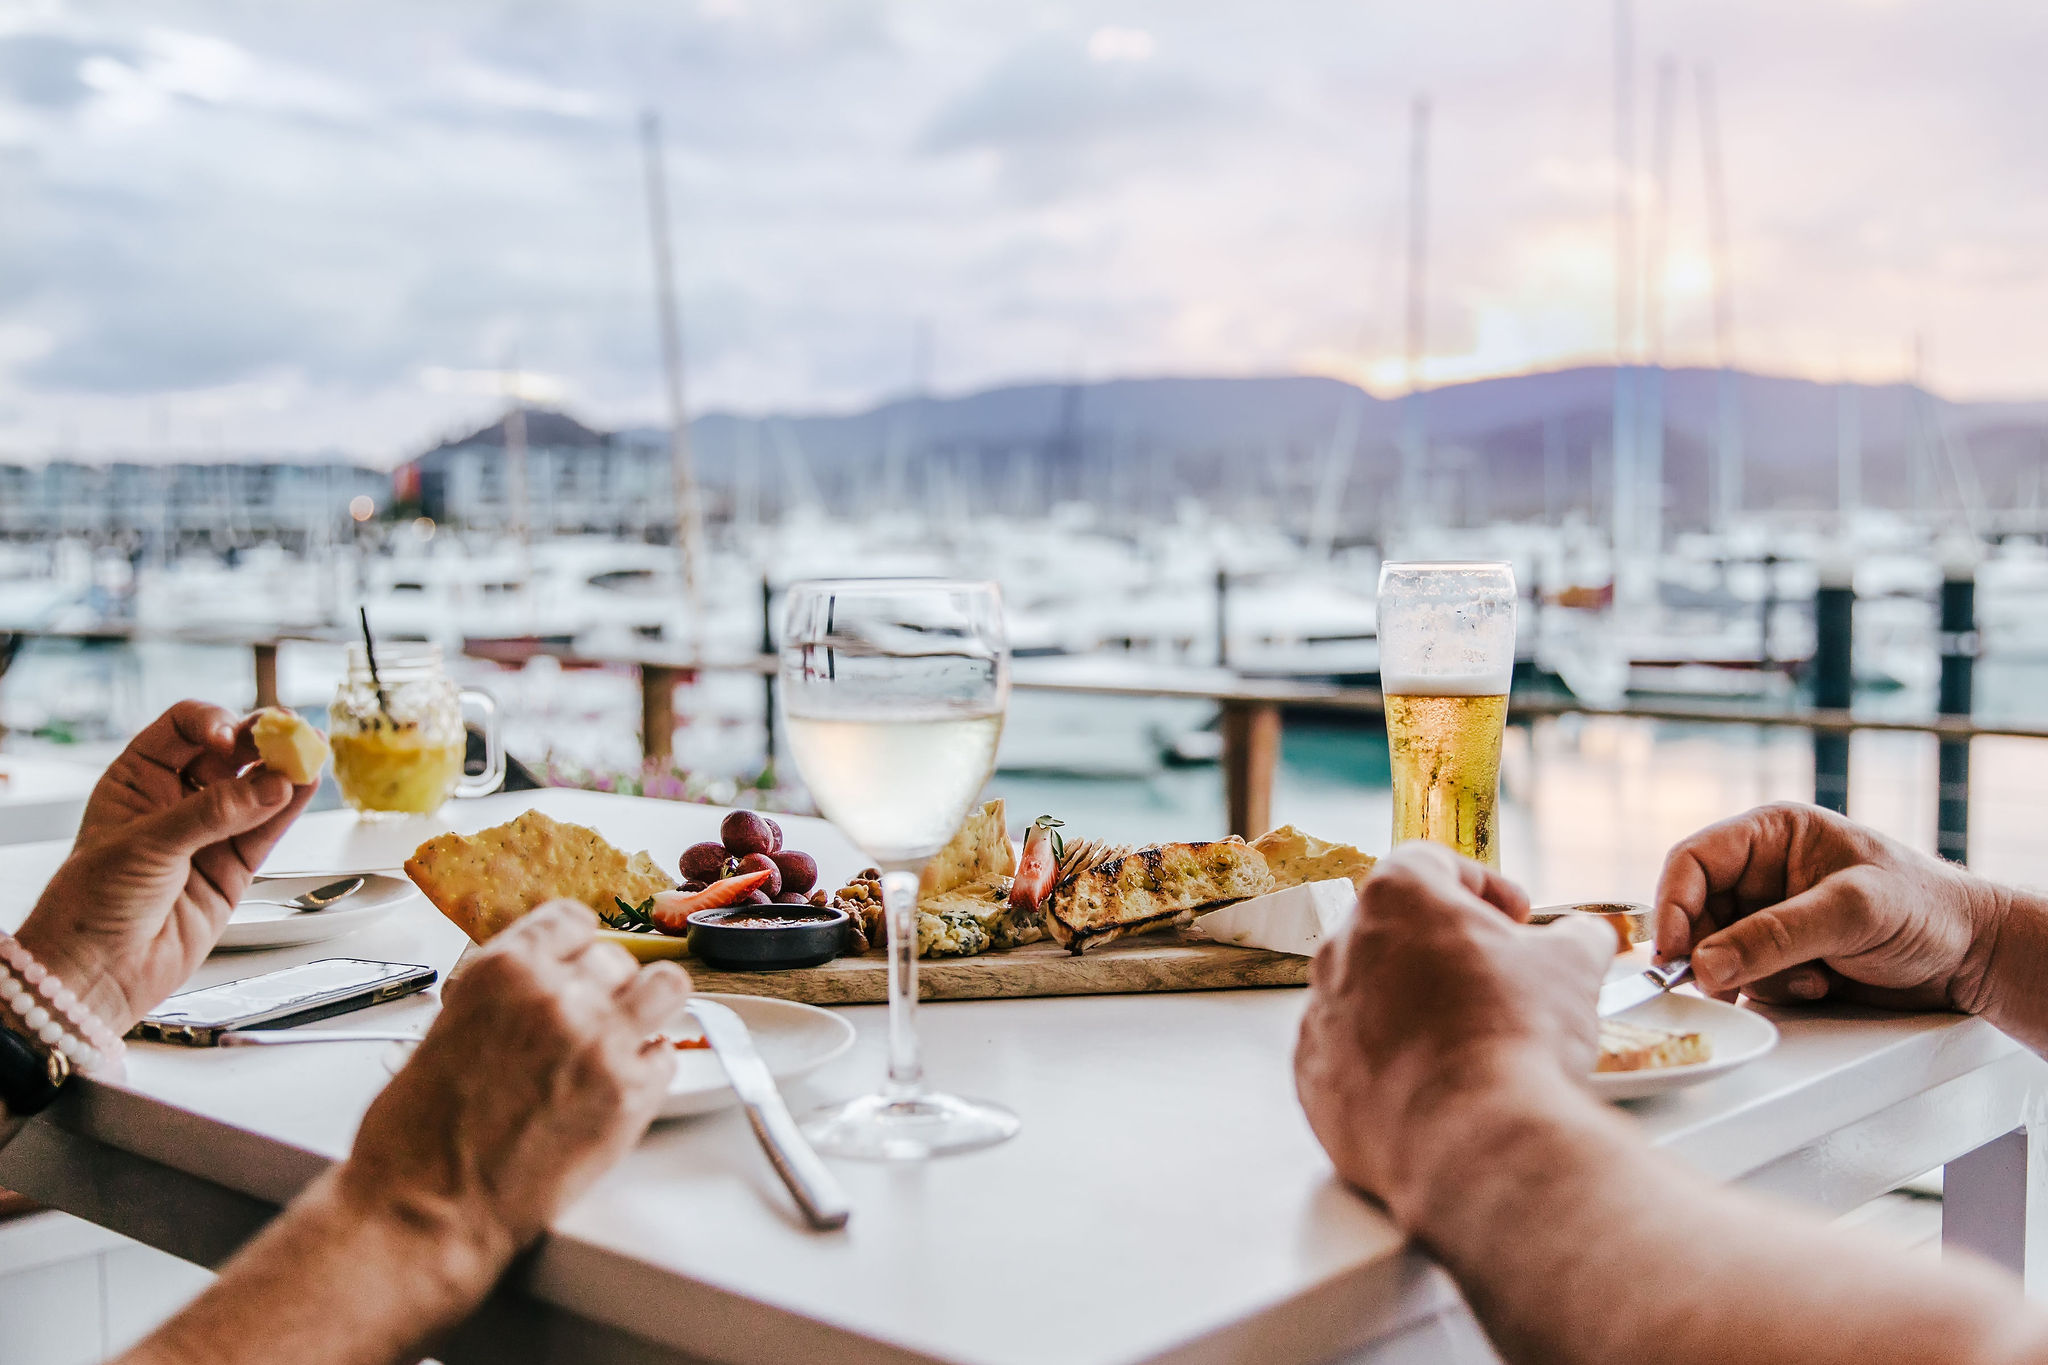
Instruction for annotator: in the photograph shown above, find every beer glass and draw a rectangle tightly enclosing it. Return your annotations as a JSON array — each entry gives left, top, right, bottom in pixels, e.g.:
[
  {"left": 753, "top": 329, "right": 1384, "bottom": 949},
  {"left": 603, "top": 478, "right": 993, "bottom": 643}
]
[{"left": 1376, "top": 561, "right": 1516, "bottom": 867}]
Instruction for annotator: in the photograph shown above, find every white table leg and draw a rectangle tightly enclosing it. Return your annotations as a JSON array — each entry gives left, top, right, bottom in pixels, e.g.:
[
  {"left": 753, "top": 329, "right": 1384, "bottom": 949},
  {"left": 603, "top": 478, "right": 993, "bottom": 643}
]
[{"left": 1944, "top": 1126, "right": 2048, "bottom": 1296}]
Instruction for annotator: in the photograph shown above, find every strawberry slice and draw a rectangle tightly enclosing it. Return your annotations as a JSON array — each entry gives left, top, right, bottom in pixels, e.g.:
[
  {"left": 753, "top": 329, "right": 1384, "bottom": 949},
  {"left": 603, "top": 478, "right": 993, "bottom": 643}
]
[
  {"left": 648, "top": 869, "right": 776, "bottom": 935},
  {"left": 1010, "top": 816, "right": 1065, "bottom": 914}
]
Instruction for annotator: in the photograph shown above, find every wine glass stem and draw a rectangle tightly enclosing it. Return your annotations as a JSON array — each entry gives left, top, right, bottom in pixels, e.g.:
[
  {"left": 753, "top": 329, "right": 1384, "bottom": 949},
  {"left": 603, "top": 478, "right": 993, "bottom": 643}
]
[{"left": 880, "top": 868, "right": 924, "bottom": 1100}]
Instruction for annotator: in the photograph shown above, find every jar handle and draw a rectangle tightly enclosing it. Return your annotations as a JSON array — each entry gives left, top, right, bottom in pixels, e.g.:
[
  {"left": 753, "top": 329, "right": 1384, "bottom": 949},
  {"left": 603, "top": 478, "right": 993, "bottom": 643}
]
[{"left": 456, "top": 689, "right": 505, "bottom": 798}]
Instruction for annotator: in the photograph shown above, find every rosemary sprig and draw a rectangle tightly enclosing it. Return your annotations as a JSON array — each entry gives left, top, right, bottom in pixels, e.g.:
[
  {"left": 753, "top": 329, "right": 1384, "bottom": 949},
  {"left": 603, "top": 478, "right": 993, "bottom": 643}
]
[{"left": 605, "top": 895, "right": 660, "bottom": 933}]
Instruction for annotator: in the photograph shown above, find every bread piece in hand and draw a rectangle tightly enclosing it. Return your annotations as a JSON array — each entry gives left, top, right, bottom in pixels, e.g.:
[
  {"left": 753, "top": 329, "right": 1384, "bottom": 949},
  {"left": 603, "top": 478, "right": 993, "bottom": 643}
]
[
  {"left": 252, "top": 707, "right": 331, "bottom": 785},
  {"left": 1046, "top": 838, "right": 1276, "bottom": 954},
  {"left": 406, "top": 809, "right": 672, "bottom": 943},
  {"left": 1595, "top": 1018, "right": 1712, "bottom": 1072}
]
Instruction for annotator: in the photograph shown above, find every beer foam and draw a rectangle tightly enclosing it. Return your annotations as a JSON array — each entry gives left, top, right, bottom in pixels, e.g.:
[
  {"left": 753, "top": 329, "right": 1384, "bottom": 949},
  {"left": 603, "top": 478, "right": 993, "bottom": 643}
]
[{"left": 1381, "top": 671, "right": 1510, "bottom": 697}]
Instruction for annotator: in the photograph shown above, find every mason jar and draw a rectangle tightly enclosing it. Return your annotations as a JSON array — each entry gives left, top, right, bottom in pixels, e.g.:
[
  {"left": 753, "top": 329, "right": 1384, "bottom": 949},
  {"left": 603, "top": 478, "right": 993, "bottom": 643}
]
[{"left": 329, "top": 644, "right": 502, "bottom": 817}]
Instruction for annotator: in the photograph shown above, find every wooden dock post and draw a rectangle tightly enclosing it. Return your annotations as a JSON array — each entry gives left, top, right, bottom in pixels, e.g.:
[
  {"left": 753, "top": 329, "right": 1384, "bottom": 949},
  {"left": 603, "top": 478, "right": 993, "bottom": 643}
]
[
  {"left": 1220, "top": 699, "right": 1281, "bottom": 840},
  {"left": 252, "top": 642, "right": 280, "bottom": 711},
  {"left": 640, "top": 664, "right": 683, "bottom": 763},
  {"left": 1937, "top": 554, "right": 1978, "bottom": 863},
  {"left": 1811, "top": 563, "right": 1854, "bottom": 814}
]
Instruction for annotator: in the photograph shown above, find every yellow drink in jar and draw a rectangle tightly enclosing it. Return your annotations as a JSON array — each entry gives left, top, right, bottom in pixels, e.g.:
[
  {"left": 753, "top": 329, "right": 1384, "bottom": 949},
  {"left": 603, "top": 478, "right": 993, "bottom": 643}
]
[{"left": 331, "top": 723, "right": 467, "bottom": 815}]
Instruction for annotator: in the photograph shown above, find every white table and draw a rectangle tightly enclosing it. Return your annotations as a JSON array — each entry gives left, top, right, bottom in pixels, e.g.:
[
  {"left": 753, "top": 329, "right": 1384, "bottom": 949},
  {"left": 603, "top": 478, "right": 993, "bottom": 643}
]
[
  {"left": 0, "top": 753, "right": 96, "bottom": 846},
  {"left": 4, "top": 789, "right": 2046, "bottom": 1365}
]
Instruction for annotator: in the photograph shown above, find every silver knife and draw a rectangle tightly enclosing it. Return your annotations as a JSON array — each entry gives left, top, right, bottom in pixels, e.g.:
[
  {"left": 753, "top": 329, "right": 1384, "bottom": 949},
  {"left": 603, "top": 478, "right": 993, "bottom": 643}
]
[
  {"left": 686, "top": 999, "right": 851, "bottom": 1231},
  {"left": 220, "top": 1029, "right": 425, "bottom": 1047},
  {"left": 1597, "top": 957, "right": 1694, "bottom": 1018}
]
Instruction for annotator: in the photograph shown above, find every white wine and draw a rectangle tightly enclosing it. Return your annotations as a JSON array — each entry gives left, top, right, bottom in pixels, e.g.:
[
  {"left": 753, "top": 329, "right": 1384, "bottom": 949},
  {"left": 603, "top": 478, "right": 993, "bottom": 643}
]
[{"left": 784, "top": 711, "right": 1004, "bottom": 865}]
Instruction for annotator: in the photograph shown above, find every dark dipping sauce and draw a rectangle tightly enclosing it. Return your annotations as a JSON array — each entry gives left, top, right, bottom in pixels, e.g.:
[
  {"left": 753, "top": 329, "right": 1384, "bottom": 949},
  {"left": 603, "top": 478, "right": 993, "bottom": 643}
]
[
  {"left": 686, "top": 904, "right": 850, "bottom": 971},
  {"left": 716, "top": 912, "right": 838, "bottom": 929}
]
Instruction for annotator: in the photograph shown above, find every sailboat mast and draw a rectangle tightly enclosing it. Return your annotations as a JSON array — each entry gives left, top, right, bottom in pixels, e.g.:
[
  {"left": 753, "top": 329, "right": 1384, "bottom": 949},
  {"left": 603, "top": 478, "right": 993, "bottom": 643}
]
[
  {"left": 640, "top": 109, "right": 705, "bottom": 606},
  {"left": 1696, "top": 63, "right": 1741, "bottom": 528},
  {"left": 1610, "top": 0, "right": 1637, "bottom": 562},
  {"left": 1398, "top": 93, "right": 1431, "bottom": 521}
]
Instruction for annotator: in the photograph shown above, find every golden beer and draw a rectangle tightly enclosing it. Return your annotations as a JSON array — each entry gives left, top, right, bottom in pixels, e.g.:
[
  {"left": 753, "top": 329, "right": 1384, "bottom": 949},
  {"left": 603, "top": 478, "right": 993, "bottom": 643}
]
[{"left": 1385, "top": 691, "right": 1509, "bottom": 867}]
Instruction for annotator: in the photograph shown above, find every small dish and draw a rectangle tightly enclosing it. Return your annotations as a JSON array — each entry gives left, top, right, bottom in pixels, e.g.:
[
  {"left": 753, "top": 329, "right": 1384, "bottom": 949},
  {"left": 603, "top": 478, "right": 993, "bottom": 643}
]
[
  {"left": 686, "top": 905, "right": 849, "bottom": 971},
  {"left": 657, "top": 992, "right": 857, "bottom": 1118},
  {"left": 1588, "top": 990, "right": 1780, "bottom": 1102},
  {"left": 216, "top": 873, "right": 418, "bottom": 952}
]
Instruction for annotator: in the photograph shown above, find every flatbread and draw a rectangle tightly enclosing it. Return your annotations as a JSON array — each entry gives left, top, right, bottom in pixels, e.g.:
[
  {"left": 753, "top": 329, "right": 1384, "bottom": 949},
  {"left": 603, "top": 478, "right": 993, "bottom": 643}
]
[
  {"left": 405, "top": 809, "right": 673, "bottom": 943},
  {"left": 1252, "top": 824, "right": 1376, "bottom": 893}
]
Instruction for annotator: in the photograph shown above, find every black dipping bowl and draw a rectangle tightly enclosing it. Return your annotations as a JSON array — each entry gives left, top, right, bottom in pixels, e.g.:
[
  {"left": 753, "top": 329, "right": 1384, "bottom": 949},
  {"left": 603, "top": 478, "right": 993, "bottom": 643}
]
[{"left": 686, "top": 905, "right": 850, "bottom": 971}]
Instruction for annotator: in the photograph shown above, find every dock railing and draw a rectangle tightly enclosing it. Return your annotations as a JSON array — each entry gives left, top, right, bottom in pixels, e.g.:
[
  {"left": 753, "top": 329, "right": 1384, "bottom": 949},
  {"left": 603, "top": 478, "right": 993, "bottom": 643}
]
[
  {"left": 559, "top": 643, "right": 2048, "bottom": 860},
  {"left": 6, "top": 628, "right": 2042, "bottom": 863}
]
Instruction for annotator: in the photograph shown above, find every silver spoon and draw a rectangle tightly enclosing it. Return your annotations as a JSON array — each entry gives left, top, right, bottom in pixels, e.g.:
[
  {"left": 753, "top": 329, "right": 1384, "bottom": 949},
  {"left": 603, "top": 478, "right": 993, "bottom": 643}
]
[{"left": 241, "top": 876, "right": 367, "bottom": 913}]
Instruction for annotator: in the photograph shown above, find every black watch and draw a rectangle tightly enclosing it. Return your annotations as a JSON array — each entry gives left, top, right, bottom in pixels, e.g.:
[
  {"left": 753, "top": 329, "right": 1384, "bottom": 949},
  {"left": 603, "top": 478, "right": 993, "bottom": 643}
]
[{"left": 0, "top": 1021, "right": 68, "bottom": 1117}]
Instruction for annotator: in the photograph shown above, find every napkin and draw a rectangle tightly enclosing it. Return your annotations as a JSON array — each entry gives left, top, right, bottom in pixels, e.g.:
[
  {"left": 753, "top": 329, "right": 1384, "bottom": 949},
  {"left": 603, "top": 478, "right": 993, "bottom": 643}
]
[{"left": 1189, "top": 879, "right": 1357, "bottom": 956}]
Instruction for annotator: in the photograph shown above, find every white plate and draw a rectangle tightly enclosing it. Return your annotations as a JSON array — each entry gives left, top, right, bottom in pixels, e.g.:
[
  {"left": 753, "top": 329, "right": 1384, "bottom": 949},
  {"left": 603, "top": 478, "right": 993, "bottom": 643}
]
[
  {"left": 215, "top": 874, "right": 419, "bottom": 952},
  {"left": 1589, "top": 990, "right": 1779, "bottom": 1101},
  {"left": 658, "top": 993, "right": 857, "bottom": 1119}
]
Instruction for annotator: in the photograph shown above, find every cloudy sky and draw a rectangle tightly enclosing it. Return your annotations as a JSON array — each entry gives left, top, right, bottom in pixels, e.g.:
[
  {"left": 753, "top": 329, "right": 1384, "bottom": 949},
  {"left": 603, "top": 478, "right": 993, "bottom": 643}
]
[{"left": 0, "top": 0, "right": 2043, "bottom": 463}]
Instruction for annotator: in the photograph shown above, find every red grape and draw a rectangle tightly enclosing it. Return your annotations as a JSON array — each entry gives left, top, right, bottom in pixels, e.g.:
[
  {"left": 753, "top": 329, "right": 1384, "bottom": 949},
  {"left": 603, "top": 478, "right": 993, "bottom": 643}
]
[
  {"left": 742, "top": 889, "right": 774, "bottom": 905},
  {"left": 773, "top": 891, "right": 810, "bottom": 905},
  {"left": 679, "top": 880, "right": 708, "bottom": 895},
  {"left": 762, "top": 818, "right": 783, "bottom": 852},
  {"left": 721, "top": 811, "right": 777, "bottom": 858},
  {"left": 769, "top": 850, "right": 817, "bottom": 896},
  {"left": 735, "top": 852, "right": 782, "bottom": 898},
  {"left": 680, "top": 841, "right": 728, "bottom": 881}
]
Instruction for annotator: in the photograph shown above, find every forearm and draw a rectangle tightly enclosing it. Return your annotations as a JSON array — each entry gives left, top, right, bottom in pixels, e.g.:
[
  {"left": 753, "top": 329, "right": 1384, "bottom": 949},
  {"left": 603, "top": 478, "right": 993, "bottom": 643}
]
[
  {"left": 117, "top": 1167, "right": 512, "bottom": 1365},
  {"left": 1977, "top": 887, "right": 2048, "bottom": 1056},
  {"left": 1396, "top": 1076, "right": 2048, "bottom": 1365}
]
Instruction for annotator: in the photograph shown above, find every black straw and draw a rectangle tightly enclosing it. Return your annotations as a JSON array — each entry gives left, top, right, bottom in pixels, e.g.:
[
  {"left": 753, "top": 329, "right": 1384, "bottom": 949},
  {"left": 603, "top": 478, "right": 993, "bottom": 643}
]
[{"left": 358, "top": 606, "right": 392, "bottom": 720}]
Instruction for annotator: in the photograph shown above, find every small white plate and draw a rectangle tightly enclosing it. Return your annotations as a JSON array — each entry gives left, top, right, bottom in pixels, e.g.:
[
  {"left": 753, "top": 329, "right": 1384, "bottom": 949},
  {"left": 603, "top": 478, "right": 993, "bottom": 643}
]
[
  {"left": 215, "top": 874, "right": 418, "bottom": 953},
  {"left": 1589, "top": 990, "right": 1779, "bottom": 1101},
  {"left": 658, "top": 993, "right": 856, "bottom": 1119}
]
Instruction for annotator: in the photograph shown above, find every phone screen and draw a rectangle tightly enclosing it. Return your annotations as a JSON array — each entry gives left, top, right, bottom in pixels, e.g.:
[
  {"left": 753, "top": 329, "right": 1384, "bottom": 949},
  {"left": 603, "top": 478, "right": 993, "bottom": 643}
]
[{"left": 148, "top": 959, "right": 428, "bottom": 1030}]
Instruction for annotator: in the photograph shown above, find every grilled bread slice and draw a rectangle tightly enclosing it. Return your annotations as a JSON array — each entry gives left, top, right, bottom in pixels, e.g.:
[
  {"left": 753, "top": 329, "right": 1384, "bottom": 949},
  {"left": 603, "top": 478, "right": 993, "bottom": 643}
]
[
  {"left": 1595, "top": 1018, "right": 1712, "bottom": 1073},
  {"left": 1046, "top": 837, "right": 1276, "bottom": 954}
]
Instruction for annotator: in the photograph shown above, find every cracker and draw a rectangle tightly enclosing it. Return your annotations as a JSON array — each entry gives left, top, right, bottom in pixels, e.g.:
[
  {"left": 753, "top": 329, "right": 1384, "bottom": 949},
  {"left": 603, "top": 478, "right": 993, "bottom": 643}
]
[
  {"left": 1252, "top": 824, "right": 1376, "bottom": 893},
  {"left": 405, "top": 809, "right": 673, "bottom": 942},
  {"left": 919, "top": 799, "right": 1015, "bottom": 898}
]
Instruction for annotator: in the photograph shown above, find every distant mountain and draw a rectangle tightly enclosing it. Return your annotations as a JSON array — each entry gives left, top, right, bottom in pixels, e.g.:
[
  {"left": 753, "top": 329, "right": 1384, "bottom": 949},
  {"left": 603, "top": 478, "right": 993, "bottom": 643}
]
[{"left": 599, "top": 366, "right": 2048, "bottom": 536}]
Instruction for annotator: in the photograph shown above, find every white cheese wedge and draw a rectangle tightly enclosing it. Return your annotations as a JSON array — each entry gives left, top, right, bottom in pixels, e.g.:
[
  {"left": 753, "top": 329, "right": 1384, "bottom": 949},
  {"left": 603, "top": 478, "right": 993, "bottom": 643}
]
[{"left": 1188, "top": 878, "right": 1357, "bottom": 956}]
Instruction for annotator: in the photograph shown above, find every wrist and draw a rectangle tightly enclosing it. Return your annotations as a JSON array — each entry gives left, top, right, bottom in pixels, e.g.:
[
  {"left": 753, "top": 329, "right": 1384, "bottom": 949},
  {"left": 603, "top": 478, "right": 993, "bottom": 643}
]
[
  {"left": 1963, "top": 880, "right": 2048, "bottom": 1034},
  {"left": 13, "top": 902, "right": 133, "bottom": 1035},
  {"left": 329, "top": 1158, "right": 520, "bottom": 1306},
  {"left": 1376, "top": 1046, "right": 1597, "bottom": 1232}
]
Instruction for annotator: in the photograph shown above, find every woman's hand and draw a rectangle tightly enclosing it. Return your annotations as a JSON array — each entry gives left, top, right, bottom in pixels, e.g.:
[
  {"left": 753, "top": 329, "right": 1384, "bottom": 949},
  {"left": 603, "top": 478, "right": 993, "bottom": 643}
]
[
  {"left": 1295, "top": 842, "right": 1613, "bottom": 1223},
  {"left": 14, "top": 702, "right": 315, "bottom": 1033},
  {"left": 337, "top": 900, "right": 690, "bottom": 1282},
  {"left": 1654, "top": 802, "right": 2005, "bottom": 1011}
]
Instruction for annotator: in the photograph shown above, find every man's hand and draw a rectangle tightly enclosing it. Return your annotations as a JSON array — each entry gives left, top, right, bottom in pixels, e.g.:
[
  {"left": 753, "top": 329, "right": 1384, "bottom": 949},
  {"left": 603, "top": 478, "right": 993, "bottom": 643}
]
[
  {"left": 337, "top": 901, "right": 689, "bottom": 1287},
  {"left": 1654, "top": 802, "right": 2006, "bottom": 1012},
  {"left": 15, "top": 701, "right": 315, "bottom": 1033},
  {"left": 1295, "top": 842, "right": 1614, "bottom": 1223}
]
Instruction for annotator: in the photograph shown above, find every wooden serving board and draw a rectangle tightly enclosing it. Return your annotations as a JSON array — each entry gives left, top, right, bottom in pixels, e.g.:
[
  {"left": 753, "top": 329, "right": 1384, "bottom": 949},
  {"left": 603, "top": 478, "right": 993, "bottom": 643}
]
[
  {"left": 455, "top": 934, "right": 1309, "bottom": 1004},
  {"left": 683, "top": 933, "right": 1308, "bottom": 1005}
]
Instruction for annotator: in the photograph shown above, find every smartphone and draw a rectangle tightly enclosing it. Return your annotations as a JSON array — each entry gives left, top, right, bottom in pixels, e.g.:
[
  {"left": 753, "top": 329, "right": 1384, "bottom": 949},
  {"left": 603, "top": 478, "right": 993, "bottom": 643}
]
[{"left": 137, "top": 958, "right": 438, "bottom": 1046}]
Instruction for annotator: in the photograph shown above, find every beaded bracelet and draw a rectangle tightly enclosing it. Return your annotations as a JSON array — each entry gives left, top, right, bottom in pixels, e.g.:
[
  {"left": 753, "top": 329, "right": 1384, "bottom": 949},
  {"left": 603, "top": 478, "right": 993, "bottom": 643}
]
[{"left": 0, "top": 933, "right": 126, "bottom": 1076}]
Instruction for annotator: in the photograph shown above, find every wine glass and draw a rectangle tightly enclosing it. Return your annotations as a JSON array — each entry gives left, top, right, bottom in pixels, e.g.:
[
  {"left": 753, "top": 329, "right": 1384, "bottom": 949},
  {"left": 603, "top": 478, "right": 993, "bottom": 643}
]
[{"left": 778, "top": 578, "right": 1018, "bottom": 1160}]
